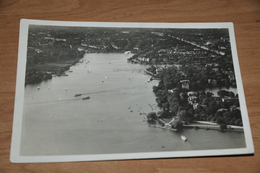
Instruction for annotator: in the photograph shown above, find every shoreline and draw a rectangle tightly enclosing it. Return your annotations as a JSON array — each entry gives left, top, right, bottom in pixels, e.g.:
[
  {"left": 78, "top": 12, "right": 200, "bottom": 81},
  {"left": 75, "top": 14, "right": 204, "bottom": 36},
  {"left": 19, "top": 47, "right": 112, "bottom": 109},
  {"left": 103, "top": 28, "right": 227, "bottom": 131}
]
[
  {"left": 149, "top": 117, "right": 244, "bottom": 133},
  {"left": 25, "top": 52, "right": 133, "bottom": 85},
  {"left": 25, "top": 57, "right": 83, "bottom": 85},
  {"left": 183, "top": 121, "right": 244, "bottom": 132}
]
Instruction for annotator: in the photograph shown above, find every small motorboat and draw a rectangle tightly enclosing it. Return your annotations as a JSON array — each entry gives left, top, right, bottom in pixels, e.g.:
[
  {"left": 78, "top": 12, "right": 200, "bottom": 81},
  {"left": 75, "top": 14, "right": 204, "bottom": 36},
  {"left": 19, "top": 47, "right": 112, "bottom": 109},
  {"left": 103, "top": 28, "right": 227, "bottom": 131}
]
[
  {"left": 181, "top": 135, "right": 187, "bottom": 141},
  {"left": 82, "top": 96, "right": 90, "bottom": 100}
]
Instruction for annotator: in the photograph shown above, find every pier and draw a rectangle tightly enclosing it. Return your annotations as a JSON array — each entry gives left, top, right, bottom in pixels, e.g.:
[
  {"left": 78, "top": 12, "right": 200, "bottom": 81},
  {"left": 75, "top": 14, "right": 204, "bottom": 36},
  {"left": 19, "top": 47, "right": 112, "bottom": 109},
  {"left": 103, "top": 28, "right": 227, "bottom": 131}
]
[{"left": 183, "top": 121, "right": 244, "bottom": 132}]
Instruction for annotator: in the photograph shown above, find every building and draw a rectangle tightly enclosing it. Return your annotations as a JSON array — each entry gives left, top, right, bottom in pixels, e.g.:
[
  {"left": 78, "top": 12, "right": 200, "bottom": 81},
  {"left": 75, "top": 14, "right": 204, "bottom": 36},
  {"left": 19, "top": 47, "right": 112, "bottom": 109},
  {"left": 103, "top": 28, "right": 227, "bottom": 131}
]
[
  {"left": 187, "top": 91, "right": 197, "bottom": 96},
  {"left": 222, "top": 97, "right": 239, "bottom": 105},
  {"left": 180, "top": 80, "right": 190, "bottom": 89},
  {"left": 188, "top": 96, "right": 198, "bottom": 105}
]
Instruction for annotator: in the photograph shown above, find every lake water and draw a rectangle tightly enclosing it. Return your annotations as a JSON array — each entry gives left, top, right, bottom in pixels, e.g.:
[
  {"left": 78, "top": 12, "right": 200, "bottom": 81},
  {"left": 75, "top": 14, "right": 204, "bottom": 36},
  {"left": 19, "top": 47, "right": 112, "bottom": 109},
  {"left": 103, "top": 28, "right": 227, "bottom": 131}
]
[{"left": 20, "top": 53, "right": 246, "bottom": 156}]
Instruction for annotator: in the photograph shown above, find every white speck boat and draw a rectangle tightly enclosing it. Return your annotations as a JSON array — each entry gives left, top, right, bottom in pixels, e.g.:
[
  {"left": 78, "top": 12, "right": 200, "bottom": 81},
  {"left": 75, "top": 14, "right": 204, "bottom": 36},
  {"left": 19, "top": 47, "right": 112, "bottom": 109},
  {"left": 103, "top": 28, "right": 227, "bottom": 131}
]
[{"left": 181, "top": 135, "right": 187, "bottom": 141}]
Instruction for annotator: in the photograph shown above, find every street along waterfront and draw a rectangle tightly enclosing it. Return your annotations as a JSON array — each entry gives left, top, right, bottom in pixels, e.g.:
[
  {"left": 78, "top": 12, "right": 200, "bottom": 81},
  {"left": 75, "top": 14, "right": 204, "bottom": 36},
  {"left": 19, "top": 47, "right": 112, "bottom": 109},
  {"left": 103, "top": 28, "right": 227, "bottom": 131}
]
[{"left": 20, "top": 53, "right": 245, "bottom": 156}]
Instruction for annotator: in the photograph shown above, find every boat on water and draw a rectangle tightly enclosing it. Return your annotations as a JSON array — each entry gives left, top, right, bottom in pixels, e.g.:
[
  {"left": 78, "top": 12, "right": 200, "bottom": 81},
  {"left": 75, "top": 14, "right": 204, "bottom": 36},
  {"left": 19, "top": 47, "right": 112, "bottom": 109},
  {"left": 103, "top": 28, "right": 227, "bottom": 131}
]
[
  {"left": 82, "top": 96, "right": 90, "bottom": 100},
  {"left": 74, "top": 94, "right": 82, "bottom": 97},
  {"left": 181, "top": 135, "right": 187, "bottom": 141}
]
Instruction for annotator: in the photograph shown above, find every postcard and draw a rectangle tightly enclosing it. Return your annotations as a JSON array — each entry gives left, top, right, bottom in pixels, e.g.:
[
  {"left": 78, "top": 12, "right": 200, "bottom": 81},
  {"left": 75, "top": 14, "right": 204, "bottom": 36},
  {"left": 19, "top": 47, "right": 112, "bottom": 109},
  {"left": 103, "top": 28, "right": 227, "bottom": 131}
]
[{"left": 10, "top": 19, "right": 254, "bottom": 163}]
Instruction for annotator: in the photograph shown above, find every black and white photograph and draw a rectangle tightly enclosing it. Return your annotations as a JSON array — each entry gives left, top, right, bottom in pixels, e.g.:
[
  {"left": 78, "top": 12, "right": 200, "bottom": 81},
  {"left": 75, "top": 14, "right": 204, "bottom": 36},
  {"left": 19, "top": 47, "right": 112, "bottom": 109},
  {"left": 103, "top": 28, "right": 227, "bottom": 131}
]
[{"left": 10, "top": 19, "right": 254, "bottom": 163}]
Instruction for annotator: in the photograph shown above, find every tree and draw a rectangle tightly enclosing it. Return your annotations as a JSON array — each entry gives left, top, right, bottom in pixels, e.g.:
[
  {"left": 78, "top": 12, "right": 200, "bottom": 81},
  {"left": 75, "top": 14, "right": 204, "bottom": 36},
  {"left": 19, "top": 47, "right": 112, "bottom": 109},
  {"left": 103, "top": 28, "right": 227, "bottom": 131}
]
[
  {"left": 171, "top": 120, "right": 183, "bottom": 130},
  {"left": 177, "top": 110, "right": 188, "bottom": 121},
  {"left": 228, "top": 91, "right": 235, "bottom": 97},
  {"left": 216, "top": 117, "right": 225, "bottom": 124},
  {"left": 146, "top": 112, "right": 158, "bottom": 121},
  {"left": 157, "top": 110, "right": 171, "bottom": 119},
  {"left": 220, "top": 123, "right": 227, "bottom": 131}
]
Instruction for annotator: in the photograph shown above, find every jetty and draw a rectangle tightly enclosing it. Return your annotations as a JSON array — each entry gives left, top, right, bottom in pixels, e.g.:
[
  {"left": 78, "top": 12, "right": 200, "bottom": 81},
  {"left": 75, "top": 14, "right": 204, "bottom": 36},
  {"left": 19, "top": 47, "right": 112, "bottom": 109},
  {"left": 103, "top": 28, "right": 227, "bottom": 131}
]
[
  {"left": 183, "top": 121, "right": 244, "bottom": 132},
  {"left": 148, "top": 116, "right": 244, "bottom": 132}
]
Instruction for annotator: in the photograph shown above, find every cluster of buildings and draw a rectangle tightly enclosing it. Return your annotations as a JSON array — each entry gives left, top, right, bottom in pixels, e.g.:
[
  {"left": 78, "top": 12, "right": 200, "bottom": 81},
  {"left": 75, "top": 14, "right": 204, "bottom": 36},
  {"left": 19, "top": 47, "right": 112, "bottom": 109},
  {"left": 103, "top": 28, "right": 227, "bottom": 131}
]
[{"left": 187, "top": 91, "right": 239, "bottom": 113}]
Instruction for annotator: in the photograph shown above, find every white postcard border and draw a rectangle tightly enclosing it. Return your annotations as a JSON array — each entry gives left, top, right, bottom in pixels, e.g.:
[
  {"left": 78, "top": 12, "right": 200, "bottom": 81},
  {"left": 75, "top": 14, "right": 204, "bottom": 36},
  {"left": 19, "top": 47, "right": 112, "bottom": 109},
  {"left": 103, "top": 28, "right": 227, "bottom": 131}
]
[{"left": 10, "top": 19, "right": 254, "bottom": 163}]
